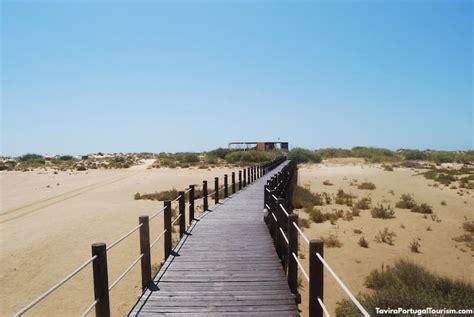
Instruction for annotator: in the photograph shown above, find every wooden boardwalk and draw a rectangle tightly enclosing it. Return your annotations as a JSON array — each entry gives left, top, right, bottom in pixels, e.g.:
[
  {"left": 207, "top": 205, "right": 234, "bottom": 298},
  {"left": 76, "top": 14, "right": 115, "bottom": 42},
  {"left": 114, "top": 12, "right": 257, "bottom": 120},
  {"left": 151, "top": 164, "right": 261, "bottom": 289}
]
[{"left": 129, "top": 161, "right": 299, "bottom": 316}]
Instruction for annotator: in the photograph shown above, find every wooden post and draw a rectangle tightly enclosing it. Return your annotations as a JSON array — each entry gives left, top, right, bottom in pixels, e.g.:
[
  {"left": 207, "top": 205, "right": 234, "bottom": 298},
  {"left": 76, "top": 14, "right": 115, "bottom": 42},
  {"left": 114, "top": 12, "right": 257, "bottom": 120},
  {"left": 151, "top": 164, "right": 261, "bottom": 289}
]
[
  {"left": 178, "top": 191, "right": 185, "bottom": 238},
  {"left": 232, "top": 172, "right": 236, "bottom": 194},
  {"left": 203, "top": 181, "right": 208, "bottom": 211},
  {"left": 309, "top": 240, "right": 324, "bottom": 317},
  {"left": 288, "top": 214, "right": 300, "bottom": 303},
  {"left": 214, "top": 177, "right": 219, "bottom": 204},
  {"left": 247, "top": 168, "right": 250, "bottom": 184},
  {"left": 238, "top": 171, "right": 242, "bottom": 190},
  {"left": 189, "top": 185, "right": 195, "bottom": 224},
  {"left": 243, "top": 168, "right": 247, "bottom": 187},
  {"left": 164, "top": 201, "right": 172, "bottom": 259},
  {"left": 91, "top": 243, "right": 110, "bottom": 317},
  {"left": 139, "top": 216, "right": 151, "bottom": 290},
  {"left": 250, "top": 166, "right": 254, "bottom": 182},
  {"left": 277, "top": 198, "right": 287, "bottom": 266},
  {"left": 224, "top": 174, "right": 228, "bottom": 198}
]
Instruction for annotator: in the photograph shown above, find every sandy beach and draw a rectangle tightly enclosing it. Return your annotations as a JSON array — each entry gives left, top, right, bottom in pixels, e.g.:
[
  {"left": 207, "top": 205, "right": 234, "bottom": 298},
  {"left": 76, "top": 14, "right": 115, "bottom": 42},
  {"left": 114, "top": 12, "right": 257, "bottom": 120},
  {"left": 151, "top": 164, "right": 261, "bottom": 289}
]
[
  {"left": 0, "top": 161, "right": 234, "bottom": 316},
  {"left": 295, "top": 159, "right": 473, "bottom": 316}
]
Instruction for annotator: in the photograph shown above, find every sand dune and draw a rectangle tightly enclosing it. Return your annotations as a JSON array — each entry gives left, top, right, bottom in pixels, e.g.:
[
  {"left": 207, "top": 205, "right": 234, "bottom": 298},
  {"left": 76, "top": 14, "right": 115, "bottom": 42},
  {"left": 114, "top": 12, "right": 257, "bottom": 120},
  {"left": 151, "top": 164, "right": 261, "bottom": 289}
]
[
  {"left": 295, "top": 160, "right": 473, "bottom": 316},
  {"left": 0, "top": 162, "right": 234, "bottom": 316}
]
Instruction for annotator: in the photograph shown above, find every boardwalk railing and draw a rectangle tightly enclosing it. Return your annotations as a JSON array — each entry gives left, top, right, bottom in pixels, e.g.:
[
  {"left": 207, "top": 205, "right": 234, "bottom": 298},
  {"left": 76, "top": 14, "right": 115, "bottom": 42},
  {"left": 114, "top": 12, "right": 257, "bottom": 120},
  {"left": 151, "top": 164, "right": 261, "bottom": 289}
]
[
  {"left": 15, "top": 156, "right": 286, "bottom": 317},
  {"left": 264, "top": 161, "right": 370, "bottom": 317}
]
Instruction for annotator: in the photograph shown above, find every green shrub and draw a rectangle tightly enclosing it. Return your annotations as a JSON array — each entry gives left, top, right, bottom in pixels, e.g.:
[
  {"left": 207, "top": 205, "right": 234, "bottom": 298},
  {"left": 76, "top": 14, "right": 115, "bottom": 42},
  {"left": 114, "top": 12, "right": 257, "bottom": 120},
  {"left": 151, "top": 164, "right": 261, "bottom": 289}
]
[
  {"left": 225, "top": 150, "right": 281, "bottom": 163},
  {"left": 287, "top": 148, "right": 321, "bottom": 164},
  {"left": 293, "top": 186, "right": 324, "bottom": 208},
  {"left": 316, "top": 148, "right": 353, "bottom": 158},
  {"left": 411, "top": 203, "right": 433, "bottom": 214},
  {"left": 335, "top": 189, "right": 355, "bottom": 206},
  {"left": 395, "top": 194, "right": 417, "bottom": 209},
  {"left": 463, "top": 221, "right": 474, "bottom": 233},
  {"left": 374, "top": 227, "right": 396, "bottom": 245},
  {"left": 401, "top": 149, "right": 429, "bottom": 160},
  {"left": 336, "top": 259, "right": 474, "bottom": 316},
  {"left": 59, "top": 155, "right": 75, "bottom": 161},
  {"left": 19, "top": 153, "right": 43, "bottom": 161},
  {"left": 135, "top": 188, "right": 179, "bottom": 201},
  {"left": 371, "top": 204, "right": 395, "bottom": 219},
  {"left": 321, "top": 234, "right": 342, "bottom": 248},
  {"left": 308, "top": 208, "right": 326, "bottom": 223},
  {"left": 357, "top": 182, "right": 376, "bottom": 190},
  {"left": 355, "top": 197, "right": 371, "bottom": 210},
  {"left": 410, "top": 239, "right": 421, "bottom": 253},
  {"left": 208, "top": 147, "right": 234, "bottom": 159},
  {"left": 205, "top": 155, "right": 218, "bottom": 164},
  {"left": 358, "top": 236, "right": 369, "bottom": 248},
  {"left": 351, "top": 147, "right": 399, "bottom": 162},
  {"left": 298, "top": 218, "right": 311, "bottom": 228}
]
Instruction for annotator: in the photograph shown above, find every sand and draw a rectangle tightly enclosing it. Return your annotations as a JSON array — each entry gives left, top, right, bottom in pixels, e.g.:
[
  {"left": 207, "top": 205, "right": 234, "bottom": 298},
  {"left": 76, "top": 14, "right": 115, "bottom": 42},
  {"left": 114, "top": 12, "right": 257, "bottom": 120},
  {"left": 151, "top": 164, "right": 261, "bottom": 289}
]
[
  {"left": 295, "top": 159, "right": 473, "bottom": 316},
  {"left": 0, "top": 161, "right": 234, "bottom": 316}
]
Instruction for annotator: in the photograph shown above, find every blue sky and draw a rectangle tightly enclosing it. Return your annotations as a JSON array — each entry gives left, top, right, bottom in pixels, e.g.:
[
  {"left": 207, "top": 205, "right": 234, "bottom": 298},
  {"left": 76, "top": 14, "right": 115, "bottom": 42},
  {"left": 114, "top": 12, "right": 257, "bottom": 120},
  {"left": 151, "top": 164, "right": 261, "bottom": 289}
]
[{"left": 1, "top": 0, "right": 472, "bottom": 156}]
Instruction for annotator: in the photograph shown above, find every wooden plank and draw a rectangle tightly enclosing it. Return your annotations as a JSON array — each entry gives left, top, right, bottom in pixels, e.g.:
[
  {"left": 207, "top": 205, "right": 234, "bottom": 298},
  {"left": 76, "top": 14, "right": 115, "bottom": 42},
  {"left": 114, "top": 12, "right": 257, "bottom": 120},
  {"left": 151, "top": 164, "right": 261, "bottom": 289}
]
[{"left": 129, "top": 161, "right": 299, "bottom": 316}]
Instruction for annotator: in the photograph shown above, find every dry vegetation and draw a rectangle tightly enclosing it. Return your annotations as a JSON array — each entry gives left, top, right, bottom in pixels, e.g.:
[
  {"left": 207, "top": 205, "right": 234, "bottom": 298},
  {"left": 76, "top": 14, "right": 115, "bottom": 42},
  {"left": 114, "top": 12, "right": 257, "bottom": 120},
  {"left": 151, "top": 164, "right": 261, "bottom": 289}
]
[{"left": 335, "top": 260, "right": 474, "bottom": 316}]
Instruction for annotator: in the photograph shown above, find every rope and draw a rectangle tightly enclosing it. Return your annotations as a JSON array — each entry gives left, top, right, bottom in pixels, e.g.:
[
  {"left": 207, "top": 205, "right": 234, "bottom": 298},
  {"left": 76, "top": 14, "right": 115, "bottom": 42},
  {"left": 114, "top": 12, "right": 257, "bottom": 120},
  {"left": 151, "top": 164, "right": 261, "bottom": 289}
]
[
  {"left": 279, "top": 227, "right": 289, "bottom": 245},
  {"left": 80, "top": 299, "right": 98, "bottom": 317},
  {"left": 207, "top": 191, "right": 216, "bottom": 197},
  {"left": 293, "top": 222, "right": 310, "bottom": 245},
  {"left": 279, "top": 203, "right": 289, "bottom": 217},
  {"left": 265, "top": 203, "right": 271, "bottom": 210},
  {"left": 171, "top": 214, "right": 181, "bottom": 225},
  {"left": 109, "top": 253, "right": 143, "bottom": 291},
  {"left": 171, "top": 194, "right": 183, "bottom": 203},
  {"left": 272, "top": 194, "right": 278, "bottom": 201},
  {"left": 150, "top": 229, "right": 167, "bottom": 248},
  {"left": 316, "top": 252, "right": 370, "bottom": 317},
  {"left": 271, "top": 212, "right": 278, "bottom": 222},
  {"left": 292, "top": 252, "right": 309, "bottom": 282},
  {"left": 107, "top": 223, "right": 142, "bottom": 251},
  {"left": 317, "top": 297, "right": 330, "bottom": 317},
  {"left": 14, "top": 255, "right": 97, "bottom": 316},
  {"left": 184, "top": 187, "right": 192, "bottom": 194},
  {"left": 149, "top": 206, "right": 166, "bottom": 221}
]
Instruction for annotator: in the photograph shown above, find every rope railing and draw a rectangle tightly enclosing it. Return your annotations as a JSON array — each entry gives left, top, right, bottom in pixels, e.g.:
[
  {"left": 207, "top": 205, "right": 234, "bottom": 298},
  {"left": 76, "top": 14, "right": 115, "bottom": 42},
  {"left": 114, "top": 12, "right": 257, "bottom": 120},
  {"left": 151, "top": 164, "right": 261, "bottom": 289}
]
[
  {"left": 80, "top": 299, "right": 98, "bottom": 317},
  {"left": 150, "top": 229, "right": 167, "bottom": 248},
  {"left": 15, "top": 156, "right": 286, "bottom": 317},
  {"left": 107, "top": 223, "right": 142, "bottom": 251},
  {"left": 292, "top": 252, "right": 309, "bottom": 282},
  {"left": 317, "top": 297, "right": 330, "bottom": 317},
  {"left": 171, "top": 213, "right": 181, "bottom": 225},
  {"left": 109, "top": 254, "right": 144, "bottom": 292},
  {"left": 14, "top": 255, "right": 97, "bottom": 316},
  {"left": 316, "top": 252, "right": 370, "bottom": 317},
  {"left": 293, "top": 222, "right": 310, "bottom": 245},
  {"left": 264, "top": 158, "right": 370, "bottom": 317},
  {"left": 149, "top": 206, "right": 166, "bottom": 221}
]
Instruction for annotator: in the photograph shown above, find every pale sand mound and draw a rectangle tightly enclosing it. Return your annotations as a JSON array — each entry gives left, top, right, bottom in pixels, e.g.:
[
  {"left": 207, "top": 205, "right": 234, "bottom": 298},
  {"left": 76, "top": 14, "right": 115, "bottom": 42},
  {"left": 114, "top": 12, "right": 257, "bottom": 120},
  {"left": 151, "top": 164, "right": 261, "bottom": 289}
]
[
  {"left": 0, "top": 163, "right": 234, "bottom": 316},
  {"left": 296, "top": 161, "right": 473, "bottom": 316}
]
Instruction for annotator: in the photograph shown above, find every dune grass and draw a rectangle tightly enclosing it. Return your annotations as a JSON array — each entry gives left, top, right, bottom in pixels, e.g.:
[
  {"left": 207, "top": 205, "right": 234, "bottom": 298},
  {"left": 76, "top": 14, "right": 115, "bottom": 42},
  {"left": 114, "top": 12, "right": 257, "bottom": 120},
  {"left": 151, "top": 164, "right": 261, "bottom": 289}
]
[{"left": 336, "top": 259, "right": 474, "bottom": 316}]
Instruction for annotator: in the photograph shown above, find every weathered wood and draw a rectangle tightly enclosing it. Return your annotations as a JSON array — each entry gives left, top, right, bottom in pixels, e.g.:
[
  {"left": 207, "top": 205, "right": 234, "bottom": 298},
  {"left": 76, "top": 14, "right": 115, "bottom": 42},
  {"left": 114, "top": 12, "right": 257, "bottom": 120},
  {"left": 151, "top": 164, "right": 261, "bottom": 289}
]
[
  {"left": 178, "top": 191, "right": 185, "bottom": 238},
  {"left": 310, "top": 240, "right": 324, "bottom": 317},
  {"left": 139, "top": 216, "right": 151, "bottom": 290},
  {"left": 163, "top": 201, "right": 172, "bottom": 259},
  {"left": 129, "top": 161, "right": 297, "bottom": 316},
  {"left": 224, "top": 174, "right": 228, "bottom": 198},
  {"left": 202, "top": 180, "right": 208, "bottom": 211},
  {"left": 214, "top": 177, "right": 219, "bottom": 204},
  {"left": 91, "top": 243, "right": 110, "bottom": 317},
  {"left": 188, "top": 185, "right": 195, "bottom": 223}
]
